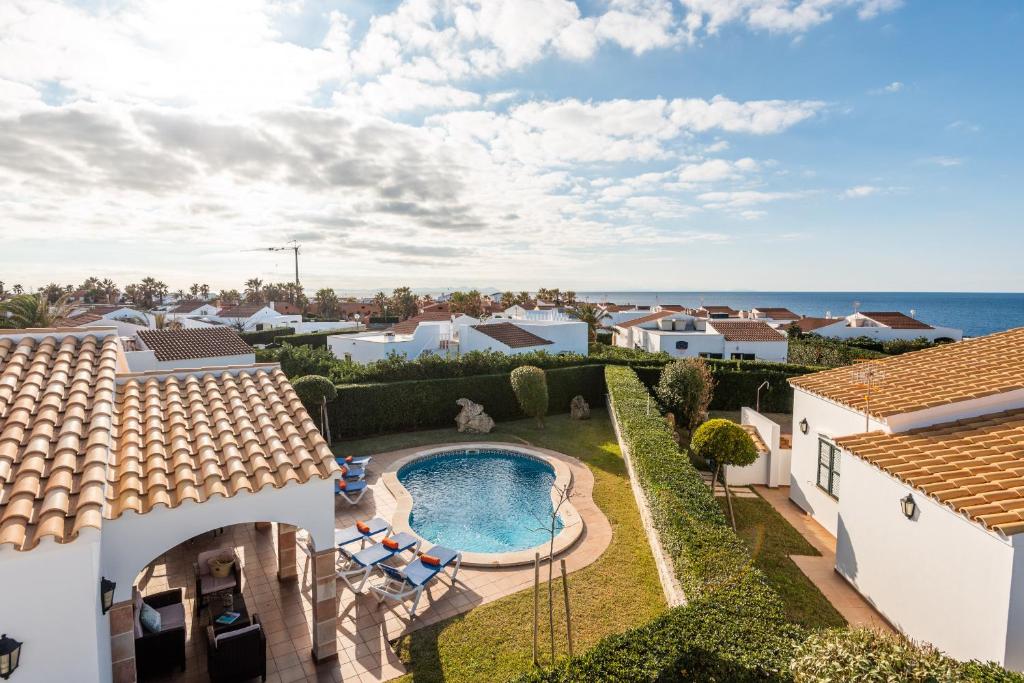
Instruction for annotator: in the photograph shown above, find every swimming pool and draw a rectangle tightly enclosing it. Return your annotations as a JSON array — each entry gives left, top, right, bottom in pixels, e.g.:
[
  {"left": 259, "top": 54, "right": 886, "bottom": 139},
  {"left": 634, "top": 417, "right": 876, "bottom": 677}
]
[{"left": 397, "top": 448, "right": 565, "bottom": 554}]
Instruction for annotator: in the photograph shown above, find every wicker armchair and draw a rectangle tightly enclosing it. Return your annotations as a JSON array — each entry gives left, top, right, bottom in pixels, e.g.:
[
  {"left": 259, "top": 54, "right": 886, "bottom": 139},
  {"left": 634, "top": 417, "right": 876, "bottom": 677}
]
[
  {"left": 134, "top": 588, "right": 187, "bottom": 679},
  {"left": 206, "top": 614, "right": 267, "bottom": 682},
  {"left": 194, "top": 547, "right": 242, "bottom": 607}
]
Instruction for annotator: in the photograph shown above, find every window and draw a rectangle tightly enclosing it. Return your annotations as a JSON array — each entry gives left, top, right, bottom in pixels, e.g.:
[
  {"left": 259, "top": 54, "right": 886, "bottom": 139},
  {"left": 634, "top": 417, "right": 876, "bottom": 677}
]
[
  {"left": 817, "top": 438, "right": 841, "bottom": 498},
  {"left": 730, "top": 352, "right": 755, "bottom": 360},
  {"left": 698, "top": 352, "right": 723, "bottom": 359},
  {"left": 675, "top": 340, "right": 689, "bottom": 350}
]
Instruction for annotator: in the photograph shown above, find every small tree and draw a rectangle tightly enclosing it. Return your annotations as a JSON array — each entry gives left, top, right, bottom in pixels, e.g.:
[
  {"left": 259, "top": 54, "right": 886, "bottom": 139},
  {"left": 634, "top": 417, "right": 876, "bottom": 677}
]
[
  {"left": 291, "top": 375, "right": 338, "bottom": 443},
  {"left": 690, "top": 418, "right": 757, "bottom": 530},
  {"left": 511, "top": 365, "right": 549, "bottom": 428},
  {"left": 655, "top": 358, "right": 715, "bottom": 435}
]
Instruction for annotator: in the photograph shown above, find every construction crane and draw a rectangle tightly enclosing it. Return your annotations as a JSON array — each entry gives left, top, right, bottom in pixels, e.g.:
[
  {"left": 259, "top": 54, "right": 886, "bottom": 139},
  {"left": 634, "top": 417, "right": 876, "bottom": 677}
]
[{"left": 264, "top": 241, "right": 301, "bottom": 286}]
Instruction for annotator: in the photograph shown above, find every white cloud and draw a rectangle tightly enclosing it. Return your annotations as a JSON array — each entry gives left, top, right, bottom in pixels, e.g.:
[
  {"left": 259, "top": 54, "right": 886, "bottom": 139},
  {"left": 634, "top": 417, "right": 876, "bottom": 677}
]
[
  {"left": 669, "top": 95, "right": 825, "bottom": 134},
  {"left": 697, "top": 190, "right": 801, "bottom": 209},
  {"left": 869, "top": 80, "right": 903, "bottom": 94},
  {"left": 843, "top": 184, "right": 878, "bottom": 198},
  {"left": 922, "top": 156, "right": 964, "bottom": 167},
  {"left": 679, "top": 0, "right": 903, "bottom": 38}
]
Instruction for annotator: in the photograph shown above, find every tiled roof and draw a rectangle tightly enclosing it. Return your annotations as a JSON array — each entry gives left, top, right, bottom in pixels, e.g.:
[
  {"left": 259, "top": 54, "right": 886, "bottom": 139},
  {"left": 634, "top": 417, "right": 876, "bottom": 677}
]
[
  {"left": 753, "top": 307, "right": 800, "bottom": 319},
  {"left": 790, "top": 328, "right": 1024, "bottom": 419},
  {"left": 471, "top": 323, "right": 554, "bottom": 349},
  {"left": 109, "top": 367, "right": 337, "bottom": 518},
  {"left": 392, "top": 312, "right": 451, "bottom": 334},
  {"left": 658, "top": 305, "right": 686, "bottom": 312},
  {"left": 137, "top": 328, "right": 254, "bottom": 362},
  {"left": 835, "top": 409, "right": 1024, "bottom": 536},
  {"left": 708, "top": 320, "right": 786, "bottom": 342},
  {"left": 0, "top": 334, "right": 119, "bottom": 550},
  {"left": 171, "top": 300, "right": 209, "bottom": 313},
  {"left": 217, "top": 304, "right": 267, "bottom": 318},
  {"left": 742, "top": 424, "right": 769, "bottom": 453},
  {"left": 614, "top": 311, "right": 673, "bottom": 329},
  {"left": 860, "top": 311, "right": 934, "bottom": 330},
  {"left": 55, "top": 312, "right": 106, "bottom": 327},
  {"left": 794, "top": 317, "right": 840, "bottom": 333}
]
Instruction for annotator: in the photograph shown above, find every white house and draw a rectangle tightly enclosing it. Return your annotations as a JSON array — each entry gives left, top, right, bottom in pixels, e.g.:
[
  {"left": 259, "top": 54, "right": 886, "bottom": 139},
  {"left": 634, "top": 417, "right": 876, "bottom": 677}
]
[
  {"left": 210, "top": 303, "right": 300, "bottom": 331},
  {"left": 794, "top": 310, "right": 963, "bottom": 342},
  {"left": 0, "top": 328, "right": 341, "bottom": 682},
  {"left": 123, "top": 327, "right": 256, "bottom": 372},
  {"left": 746, "top": 306, "right": 801, "bottom": 324},
  {"left": 327, "top": 313, "right": 472, "bottom": 363},
  {"left": 613, "top": 312, "right": 788, "bottom": 362},
  {"left": 167, "top": 299, "right": 220, "bottom": 319},
  {"left": 458, "top": 319, "right": 588, "bottom": 356},
  {"left": 786, "top": 328, "right": 1024, "bottom": 669},
  {"left": 59, "top": 306, "right": 152, "bottom": 336}
]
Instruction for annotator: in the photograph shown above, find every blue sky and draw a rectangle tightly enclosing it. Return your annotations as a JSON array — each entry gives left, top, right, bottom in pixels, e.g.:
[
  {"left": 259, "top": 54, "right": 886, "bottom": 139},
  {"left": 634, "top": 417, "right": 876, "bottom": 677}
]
[{"left": 0, "top": 1, "right": 1021, "bottom": 293}]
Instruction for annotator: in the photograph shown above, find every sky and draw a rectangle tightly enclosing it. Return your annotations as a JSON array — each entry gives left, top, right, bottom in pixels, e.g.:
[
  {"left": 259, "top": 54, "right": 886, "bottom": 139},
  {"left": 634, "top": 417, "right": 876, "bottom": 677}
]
[{"left": 0, "top": 0, "right": 1021, "bottom": 294}]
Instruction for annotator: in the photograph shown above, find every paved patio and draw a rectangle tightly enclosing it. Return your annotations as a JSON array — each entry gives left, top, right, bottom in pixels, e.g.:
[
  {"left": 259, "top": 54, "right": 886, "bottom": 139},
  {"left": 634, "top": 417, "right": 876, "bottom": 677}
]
[
  {"left": 137, "top": 442, "right": 612, "bottom": 682},
  {"left": 756, "top": 485, "right": 894, "bottom": 632}
]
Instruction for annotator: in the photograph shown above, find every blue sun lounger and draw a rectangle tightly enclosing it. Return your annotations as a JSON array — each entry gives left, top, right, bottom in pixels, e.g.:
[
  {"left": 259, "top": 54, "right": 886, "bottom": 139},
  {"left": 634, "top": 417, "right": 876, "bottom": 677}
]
[
  {"left": 336, "top": 532, "right": 421, "bottom": 593},
  {"left": 335, "top": 455, "right": 372, "bottom": 469},
  {"left": 339, "top": 463, "right": 365, "bottom": 480},
  {"left": 371, "top": 546, "right": 462, "bottom": 618},
  {"left": 335, "top": 517, "right": 391, "bottom": 561},
  {"left": 335, "top": 478, "right": 368, "bottom": 505}
]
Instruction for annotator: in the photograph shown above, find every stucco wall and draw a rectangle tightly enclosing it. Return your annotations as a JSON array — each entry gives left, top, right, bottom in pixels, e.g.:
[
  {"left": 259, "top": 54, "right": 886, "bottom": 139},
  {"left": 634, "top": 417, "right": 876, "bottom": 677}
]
[
  {"left": 836, "top": 454, "right": 1015, "bottom": 665},
  {"left": 0, "top": 532, "right": 109, "bottom": 682},
  {"left": 510, "top": 320, "right": 588, "bottom": 355},
  {"left": 789, "top": 389, "right": 887, "bottom": 536},
  {"left": 646, "top": 330, "right": 724, "bottom": 358},
  {"left": 726, "top": 407, "right": 784, "bottom": 487}
]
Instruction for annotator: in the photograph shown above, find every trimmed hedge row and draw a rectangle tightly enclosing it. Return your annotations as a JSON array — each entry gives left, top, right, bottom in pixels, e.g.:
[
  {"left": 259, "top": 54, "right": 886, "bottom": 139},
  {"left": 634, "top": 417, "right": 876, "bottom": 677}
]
[
  {"left": 326, "top": 365, "right": 605, "bottom": 437},
  {"left": 634, "top": 364, "right": 807, "bottom": 413},
  {"left": 239, "top": 327, "right": 295, "bottom": 345},
  {"left": 520, "top": 366, "right": 802, "bottom": 681},
  {"left": 273, "top": 328, "right": 362, "bottom": 348}
]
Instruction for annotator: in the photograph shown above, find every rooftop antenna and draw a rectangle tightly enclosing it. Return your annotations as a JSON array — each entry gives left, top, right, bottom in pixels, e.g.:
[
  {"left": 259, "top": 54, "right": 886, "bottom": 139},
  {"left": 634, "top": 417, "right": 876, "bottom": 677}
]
[
  {"left": 910, "top": 308, "right": 916, "bottom": 319},
  {"left": 852, "top": 300, "right": 861, "bottom": 313},
  {"left": 852, "top": 365, "right": 885, "bottom": 432},
  {"left": 266, "top": 241, "right": 301, "bottom": 286}
]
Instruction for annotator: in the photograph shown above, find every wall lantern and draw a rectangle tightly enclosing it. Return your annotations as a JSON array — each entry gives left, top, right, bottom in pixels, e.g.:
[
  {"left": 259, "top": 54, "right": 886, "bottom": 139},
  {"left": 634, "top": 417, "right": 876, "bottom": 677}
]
[
  {"left": 100, "top": 577, "right": 117, "bottom": 614},
  {"left": 0, "top": 634, "right": 22, "bottom": 679},
  {"left": 799, "top": 418, "right": 809, "bottom": 434},
  {"left": 900, "top": 494, "right": 916, "bottom": 520}
]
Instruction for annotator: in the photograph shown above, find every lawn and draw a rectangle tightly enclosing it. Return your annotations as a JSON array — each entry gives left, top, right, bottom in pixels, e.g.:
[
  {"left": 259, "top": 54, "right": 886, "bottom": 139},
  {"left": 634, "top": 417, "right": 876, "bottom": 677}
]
[
  {"left": 333, "top": 410, "right": 667, "bottom": 682},
  {"left": 721, "top": 494, "right": 847, "bottom": 629}
]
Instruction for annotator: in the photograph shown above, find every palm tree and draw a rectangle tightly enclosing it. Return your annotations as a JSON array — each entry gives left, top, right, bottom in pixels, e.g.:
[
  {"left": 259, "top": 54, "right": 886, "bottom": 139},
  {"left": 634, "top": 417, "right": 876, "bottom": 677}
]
[
  {"left": 153, "top": 312, "right": 169, "bottom": 330},
  {"left": 199, "top": 283, "right": 211, "bottom": 300},
  {"left": 189, "top": 283, "right": 201, "bottom": 299},
  {"left": 373, "top": 291, "right": 389, "bottom": 320},
  {"left": 99, "top": 278, "right": 119, "bottom": 304},
  {"left": 219, "top": 289, "right": 241, "bottom": 306},
  {"left": 244, "top": 278, "right": 264, "bottom": 303},
  {"left": 12, "top": 284, "right": 23, "bottom": 295},
  {"left": 315, "top": 288, "right": 339, "bottom": 319},
  {"left": 569, "top": 302, "right": 611, "bottom": 342},
  {"left": 0, "top": 294, "right": 74, "bottom": 328}
]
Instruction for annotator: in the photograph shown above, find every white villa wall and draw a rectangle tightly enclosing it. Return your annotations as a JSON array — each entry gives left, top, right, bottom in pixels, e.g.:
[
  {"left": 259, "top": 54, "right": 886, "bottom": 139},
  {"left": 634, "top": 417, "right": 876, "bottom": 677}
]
[
  {"left": 0, "top": 532, "right": 109, "bottom": 683},
  {"left": 101, "top": 478, "right": 337, "bottom": 604},
  {"left": 168, "top": 304, "right": 220, "bottom": 319},
  {"left": 601, "top": 310, "right": 652, "bottom": 327},
  {"left": 1005, "top": 536, "right": 1024, "bottom": 670},
  {"left": 292, "top": 320, "right": 361, "bottom": 334},
  {"left": 646, "top": 330, "right": 725, "bottom": 358},
  {"left": 328, "top": 325, "right": 444, "bottom": 364},
  {"left": 835, "top": 454, "right": 1015, "bottom": 666},
  {"left": 725, "top": 339, "right": 788, "bottom": 362},
  {"left": 512, "top": 320, "right": 588, "bottom": 355},
  {"left": 727, "top": 408, "right": 784, "bottom": 487},
  {"left": 789, "top": 389, "right": 887, "bottom": 536},
  {"left": 123, "top": 350, "right": 256, "bottom": 372}
]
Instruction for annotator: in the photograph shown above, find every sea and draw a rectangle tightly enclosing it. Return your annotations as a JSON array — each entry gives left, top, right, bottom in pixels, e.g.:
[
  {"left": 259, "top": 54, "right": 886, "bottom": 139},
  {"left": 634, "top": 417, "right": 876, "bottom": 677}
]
[{"left": 575, "top": 292, "right": 1024, "bottom": 338}]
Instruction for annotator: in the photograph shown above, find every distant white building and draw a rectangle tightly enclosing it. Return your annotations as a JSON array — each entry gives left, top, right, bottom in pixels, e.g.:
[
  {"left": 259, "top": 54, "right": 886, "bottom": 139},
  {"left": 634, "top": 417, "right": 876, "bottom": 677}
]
[
  {"left": 613, "top": 311, "right": 788, "bottom": 362},
  {"left": 123, "top": 327, "right": 256, "bottom": 372},
  {"left": 792, "top": 311, "right": 962, "bottom": 342}
]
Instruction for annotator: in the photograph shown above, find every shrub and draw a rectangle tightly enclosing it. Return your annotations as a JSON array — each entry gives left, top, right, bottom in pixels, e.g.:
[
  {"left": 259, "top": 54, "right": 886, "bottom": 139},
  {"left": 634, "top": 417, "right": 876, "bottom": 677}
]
[
  {"left": 291, "top": 375, "right": 337, "bottom": 409},
  {"left": 789, "top": 628, "right": 1023, "bottom": 683},
  {"left": 788, "top": 336, "right": 886, "bottom": 367},
  {"left": 690, "top": 419, "right": 758, "bottom": 469},
  {"left": 655, "top": 358, "right": 715, "bottom": 432},
  {"left": 510, "top": 366, "right": 549, "bottom": 427},
  {"left": 239, "top": 327, "right": 295, "bottom": 345},
  {"left": 273, "top": 328, "right": 362, "bottom": 348},
  {"left": 267, "top": 344, "right": 339, "bottom": 378}
]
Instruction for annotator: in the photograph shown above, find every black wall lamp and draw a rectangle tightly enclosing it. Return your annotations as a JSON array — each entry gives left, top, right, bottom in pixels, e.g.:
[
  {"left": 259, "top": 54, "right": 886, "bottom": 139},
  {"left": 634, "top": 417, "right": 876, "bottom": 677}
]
[
  {"left": 100, "top": 577, "right": 116, "bottom": 614},
  {"left": 901, "top": 494, "right": 917, "bottom": 520},
  {"left": 799, "top": 418, "right": 809, "bottom": 434},
  {"left": 0, "top": 634, "right": 22, "bottom": 679}
]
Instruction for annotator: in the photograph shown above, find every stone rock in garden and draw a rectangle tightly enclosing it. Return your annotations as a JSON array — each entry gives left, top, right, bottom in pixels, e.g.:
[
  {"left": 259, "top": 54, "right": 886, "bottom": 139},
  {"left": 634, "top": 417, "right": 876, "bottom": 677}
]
[
  {"left": 455, "top": 398, "right": 495, "bottom": 433},
  {"left": 570, "top": 395, "right": 591, "bottom": 420}
]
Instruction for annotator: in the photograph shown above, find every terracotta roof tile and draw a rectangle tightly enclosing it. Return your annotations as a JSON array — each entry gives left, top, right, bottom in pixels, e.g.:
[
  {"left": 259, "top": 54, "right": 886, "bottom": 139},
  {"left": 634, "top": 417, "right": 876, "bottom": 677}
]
[
  {"left": 753, "top": 307, "right": 800, "bottom": 319},
  {"left": 708, "top": 320, "right": 786, "bottom": 342},
  {"left": 392, "top": 312, "right": 451, "bottom": 334},
  {"left": 860, "top": 311, "right": 934, "bottom": 330},
  {"left": 54, "top": 312, "right": 106, "bottom": 327},
  {"left": 137, "top": 328, "right": 253, "bottom": 362},
  {"left": 171, "top": 300, "right": 210, "bottom": 313},
  {"left": 614, "top": 311, "right": 674, "bottom": 329},
  {"left": 836, "top": 408, "right": 1024, "bottom": 536},
  {"left": 794, "top": 317, "right": 839, "bottom": 333},
  {"left": 790, "top": 328, "right": 1024, "bottom": 419},
  {"left": 217, "top": 304, "right": 267, "bottom": 318},
  {"left": 0, "top": 334, "right": 119, "bottom": 551},
  {"left": 742, "top": 424, "right": 769, "bottom": 453},
  {"left": 471, "top": 323, "right": 554, "bottom": 349}
]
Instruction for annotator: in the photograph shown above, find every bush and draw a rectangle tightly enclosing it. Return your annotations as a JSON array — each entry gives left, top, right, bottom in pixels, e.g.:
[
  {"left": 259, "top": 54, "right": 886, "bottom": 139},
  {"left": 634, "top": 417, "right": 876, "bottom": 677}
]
[
  {"left": 510, "top": 366, "right": 549, "bottom": 427},
  {"left": 273, "top": 328, "right": 362, "bottom": 348},
  {"left": 655, "top": 358, "right": 715, "bottom": 431},
  {"left": 239, "top": 327, "right": 295, "bottom": 345},
  {"left": 291, "top": 375, "right": 337, "bottom": 409},
  {"left": 788, "top": 336, "right": 886, "bottom": 367},
  {"left": 789, "top": 628, "right": 1023, "bottom": 683},
  {"left": 691, "top": 419, "right": 757, "bottom": 468}
]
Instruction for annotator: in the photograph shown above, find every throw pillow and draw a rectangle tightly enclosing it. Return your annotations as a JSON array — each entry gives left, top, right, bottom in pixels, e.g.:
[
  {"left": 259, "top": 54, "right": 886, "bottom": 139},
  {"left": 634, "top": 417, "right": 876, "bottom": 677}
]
[{"left": 139, "top": 602, "right": 162, "bottom": 633}]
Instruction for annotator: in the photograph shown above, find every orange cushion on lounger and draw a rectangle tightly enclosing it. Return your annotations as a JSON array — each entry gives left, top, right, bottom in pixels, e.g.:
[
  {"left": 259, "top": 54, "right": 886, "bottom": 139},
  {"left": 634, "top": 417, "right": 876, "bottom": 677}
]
[
  {"left": 420, "top": 554, "right": 441, "bottom": 566},
  {"left": 337, "top": 480, "right": 347, "bottom": 491},
  {"left": 382, "top": 537, "right": 400, "bottom": 550},
  {"left": 340, "top": 465, "right": 348, "bottom": 475},
  {"left": 345, "top": 456, "right": 353, "bottom": 463},
  {"left": 356, "top": 521, "right": 371, "bottom": 534}
]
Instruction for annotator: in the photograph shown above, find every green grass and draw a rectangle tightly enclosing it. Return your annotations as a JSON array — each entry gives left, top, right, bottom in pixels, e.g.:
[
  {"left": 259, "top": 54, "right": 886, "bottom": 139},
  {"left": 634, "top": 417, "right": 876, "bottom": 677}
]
[
  {"left": 720, "top": 495, "right": 846, "bottom": 629},
  {"left": 333, "top": 411, "right": 666, "bottom": 682}
]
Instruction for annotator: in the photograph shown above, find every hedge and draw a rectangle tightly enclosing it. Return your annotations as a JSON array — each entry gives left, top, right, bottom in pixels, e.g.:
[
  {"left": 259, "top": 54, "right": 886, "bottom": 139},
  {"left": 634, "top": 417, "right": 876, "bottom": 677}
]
[
  {"left": 239, "top": 327, "right": 294, "bottom": 345},
  {"left": 272, "top": 328, "right": 362, "bottom": 348},
  {"left": 326, "top": 365, "right": 605, "bottom": 438},
  {"left": 518, "top": 366, "right": 802, "bottom": 681},
  {"left": 634, "top": 364, "right": 808, "bottom": 413}
]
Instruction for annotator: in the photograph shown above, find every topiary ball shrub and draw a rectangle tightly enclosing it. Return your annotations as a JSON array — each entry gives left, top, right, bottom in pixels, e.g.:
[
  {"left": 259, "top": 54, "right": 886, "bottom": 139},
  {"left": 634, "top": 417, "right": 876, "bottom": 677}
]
[
  {"left": 690, "top": 419, "right": 758, "bottom": 469},
  {"left": 510, "top": 365, "right": 549, "bottom": 428},
  {"left": 291, "top": 375, "right": 338, "bottom": 410},
  {"left": 788, "top": 627, "right": 1008, "bottom": 682},
  {"left": 655, "top": 358, "right": 715, "bottom": 433}
]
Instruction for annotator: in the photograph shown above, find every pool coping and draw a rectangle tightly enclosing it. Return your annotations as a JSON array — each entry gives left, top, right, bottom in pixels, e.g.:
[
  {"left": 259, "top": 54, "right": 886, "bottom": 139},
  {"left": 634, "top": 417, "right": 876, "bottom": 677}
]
[{"left": 381, "top": 442, "right": 585, "bottom": 568}]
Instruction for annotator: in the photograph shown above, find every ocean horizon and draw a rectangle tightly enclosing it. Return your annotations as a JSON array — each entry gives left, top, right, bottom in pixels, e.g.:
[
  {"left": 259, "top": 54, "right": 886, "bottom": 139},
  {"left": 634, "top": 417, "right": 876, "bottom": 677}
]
[{"left": 574, "top": 291, "right": 1024, "bottom": 337}]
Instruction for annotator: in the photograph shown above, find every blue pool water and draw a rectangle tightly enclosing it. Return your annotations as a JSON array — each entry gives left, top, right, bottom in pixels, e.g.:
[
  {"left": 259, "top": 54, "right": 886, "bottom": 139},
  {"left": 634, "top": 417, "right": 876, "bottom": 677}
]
[{"left": 398, "top": 449, "right": 563, "bottom": 554}]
